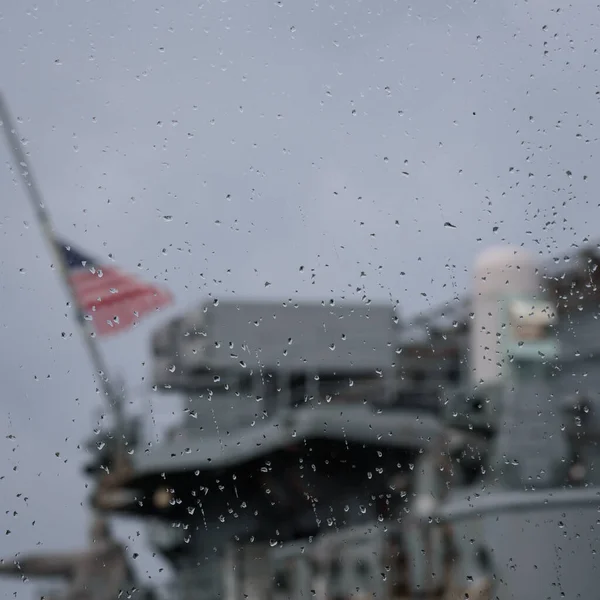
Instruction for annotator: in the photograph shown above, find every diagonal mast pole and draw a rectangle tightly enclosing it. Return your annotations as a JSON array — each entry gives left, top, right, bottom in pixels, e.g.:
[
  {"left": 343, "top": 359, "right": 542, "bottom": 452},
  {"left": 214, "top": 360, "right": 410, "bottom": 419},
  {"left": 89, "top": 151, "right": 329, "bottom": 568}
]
[{"left": 0, "top": 92, "right": 126, "bottom": 441}]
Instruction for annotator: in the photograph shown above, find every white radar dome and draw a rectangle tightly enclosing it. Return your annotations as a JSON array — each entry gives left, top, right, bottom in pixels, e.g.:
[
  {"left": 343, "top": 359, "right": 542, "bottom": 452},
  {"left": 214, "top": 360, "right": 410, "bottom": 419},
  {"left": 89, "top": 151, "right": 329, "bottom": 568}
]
[{"left": 471, "top": 246, "right": 541, "bottom": 386}]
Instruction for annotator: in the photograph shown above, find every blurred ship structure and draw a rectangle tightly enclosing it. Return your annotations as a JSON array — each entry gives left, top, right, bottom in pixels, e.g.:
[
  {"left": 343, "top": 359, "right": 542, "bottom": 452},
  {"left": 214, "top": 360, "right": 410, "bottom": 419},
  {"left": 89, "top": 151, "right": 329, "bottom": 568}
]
[
  {"left": 110, "top": 241, "right": 600, "bottom": 600},
  {"left": 87, "top": 299, "right": 446, "bottom": 600},
  {"left": 6, "top": 240, "right": 600, "bottom": 600},
  {"left": 78, "top": 241, "right": 600, "bottom": 600},
  {"left": 401, "top": 244, "right": 600, "bottom": 600}
]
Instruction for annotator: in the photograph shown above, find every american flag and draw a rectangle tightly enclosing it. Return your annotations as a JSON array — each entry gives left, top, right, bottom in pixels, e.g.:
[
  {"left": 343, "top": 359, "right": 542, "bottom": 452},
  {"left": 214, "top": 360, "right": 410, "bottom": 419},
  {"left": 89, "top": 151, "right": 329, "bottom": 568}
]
[{"left": 56, "top": 237, "right": 173, "bottom": 337}]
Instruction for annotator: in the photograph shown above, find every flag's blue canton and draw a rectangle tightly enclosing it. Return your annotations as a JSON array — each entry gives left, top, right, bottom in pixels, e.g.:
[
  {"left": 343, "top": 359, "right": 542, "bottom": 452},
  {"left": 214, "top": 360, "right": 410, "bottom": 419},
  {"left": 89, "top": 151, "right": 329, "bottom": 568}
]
[{"left": 57, "top": 238, "right": 97, "bottom": 270}]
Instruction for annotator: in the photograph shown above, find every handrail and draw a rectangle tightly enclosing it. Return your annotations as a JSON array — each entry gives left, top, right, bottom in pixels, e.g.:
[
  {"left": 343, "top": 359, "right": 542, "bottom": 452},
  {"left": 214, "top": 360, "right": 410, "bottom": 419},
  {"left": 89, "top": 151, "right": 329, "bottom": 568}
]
[{"left": 434, "top": 486, "right": 600, "bottom": 523}]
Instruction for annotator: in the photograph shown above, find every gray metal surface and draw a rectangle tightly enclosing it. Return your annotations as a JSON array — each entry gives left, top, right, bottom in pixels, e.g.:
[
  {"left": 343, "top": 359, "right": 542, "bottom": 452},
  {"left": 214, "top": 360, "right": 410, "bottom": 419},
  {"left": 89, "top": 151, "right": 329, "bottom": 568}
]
[
  {"left": 152, "top": 299, "right": 399, "bottom": 389},
  {"left": 438, "top": 486, "right": 600, "bottom": 521},
  {"left": 439, "top": 490, "right": 600, "bottom": 600},
  {"left": 487, "top": 368, "right": 568, "bottom": 490}
]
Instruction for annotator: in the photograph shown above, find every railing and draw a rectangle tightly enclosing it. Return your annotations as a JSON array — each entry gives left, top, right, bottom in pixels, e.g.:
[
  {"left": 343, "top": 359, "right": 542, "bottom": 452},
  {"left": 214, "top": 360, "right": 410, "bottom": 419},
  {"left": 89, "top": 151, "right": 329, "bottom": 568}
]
[{"left": 139, "top": 374, "right": 444, "bottom": 449}]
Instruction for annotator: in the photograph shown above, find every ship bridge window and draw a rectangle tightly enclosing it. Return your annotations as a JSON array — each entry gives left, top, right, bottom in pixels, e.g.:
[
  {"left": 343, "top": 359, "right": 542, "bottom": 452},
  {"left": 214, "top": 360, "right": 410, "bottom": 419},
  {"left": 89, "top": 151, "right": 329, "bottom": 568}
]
[
  {"left": 288, "top": 372, "right": 389, "bottom": 408},
  {"left": 445, "top": 357, "right": 461, "bottom": 384},
  {"left": 319, "top": 372, "right": 382, "bottom": 404},
  {"left": 235, "top": 374, "right": 254, "bottom": 393},
  {"left": 262, "top": 372, "right": 280, "bottom": 416},
  {"left": 263, "top": 372, "right": 278, "bottom": 394},
  {"left": 447, "top": 366, "right": 460, "bottom": 383},
  {"left": 290, "top": 373, "right": 308, "bottom": 407},
  {"left": 410, "top": 369, "right": 426, "bottom": 384},
  {"left": 198, "top": 373, "right": 255, "bottom": 397}
]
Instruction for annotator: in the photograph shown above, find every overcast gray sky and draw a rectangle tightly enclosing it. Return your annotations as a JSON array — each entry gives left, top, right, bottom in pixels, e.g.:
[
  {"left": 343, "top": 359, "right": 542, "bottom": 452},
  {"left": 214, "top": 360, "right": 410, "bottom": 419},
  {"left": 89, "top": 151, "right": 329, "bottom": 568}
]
[{"left": 0, "top": 0, "right": 597, "bottom": 596}]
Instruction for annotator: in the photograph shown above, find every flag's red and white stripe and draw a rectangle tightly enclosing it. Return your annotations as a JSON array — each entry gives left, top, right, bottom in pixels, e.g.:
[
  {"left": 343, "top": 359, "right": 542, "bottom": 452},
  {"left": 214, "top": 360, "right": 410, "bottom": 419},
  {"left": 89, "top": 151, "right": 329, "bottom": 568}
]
[{"left": 58, "top": 239, "right": 173, "bottom": 337}]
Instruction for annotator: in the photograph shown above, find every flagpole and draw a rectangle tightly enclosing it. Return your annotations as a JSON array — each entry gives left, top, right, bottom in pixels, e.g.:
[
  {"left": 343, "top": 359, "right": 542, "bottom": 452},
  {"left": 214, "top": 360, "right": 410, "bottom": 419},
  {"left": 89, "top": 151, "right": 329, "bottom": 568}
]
[{"left": 0, "top": 92, "right": 126, "bottom": 436}]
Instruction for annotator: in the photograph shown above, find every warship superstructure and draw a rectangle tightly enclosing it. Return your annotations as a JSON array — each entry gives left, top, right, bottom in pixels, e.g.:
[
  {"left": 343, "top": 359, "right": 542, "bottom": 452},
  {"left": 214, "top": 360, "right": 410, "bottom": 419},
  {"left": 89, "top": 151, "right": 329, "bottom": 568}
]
[
  {"left": 87, "top": 299, "right": 443, "bottom": 600},
  {"left": 81, "top": 243, "right": 600, "bottom": 600},
  {"left": 3, "top": 242, "right": 600, "bottom": 600}
]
